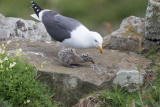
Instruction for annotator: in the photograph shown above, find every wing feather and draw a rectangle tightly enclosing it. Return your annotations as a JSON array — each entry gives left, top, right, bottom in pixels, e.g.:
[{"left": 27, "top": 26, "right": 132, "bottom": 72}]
[{"left": 42, "top": 11, "right": 81, "bottom": 42}]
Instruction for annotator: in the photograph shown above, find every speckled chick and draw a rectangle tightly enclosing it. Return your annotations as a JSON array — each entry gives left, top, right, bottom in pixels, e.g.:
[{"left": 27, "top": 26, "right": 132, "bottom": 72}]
[{"left": 58, "top": 48, "right": 94, "bottom": 67}]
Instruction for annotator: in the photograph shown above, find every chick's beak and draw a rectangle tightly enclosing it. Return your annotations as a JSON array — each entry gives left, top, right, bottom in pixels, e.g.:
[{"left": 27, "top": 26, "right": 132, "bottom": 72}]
[{"left": 98, "top": 46, "right": 103, "bottom": 54}]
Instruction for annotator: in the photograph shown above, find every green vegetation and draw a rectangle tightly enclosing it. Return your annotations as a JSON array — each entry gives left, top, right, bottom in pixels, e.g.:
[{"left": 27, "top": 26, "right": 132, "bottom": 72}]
[
  {"left": 57, "top": 0, "right": 147, "bottom": 25},
  {"left": 96, "top": 67, "right": 160, "bottom": 107},
  {"left": 145, "top": 46, "right": 160, "bottom": 64},
  {"left": 0, "top": 43, "right": 59, "bottom": 107},
  {"left": 97, "top": 86, "right": 139, "bottom": 107},
  {"left": 0, "top": 98, "right": 12, "bottom": 107},
  {"left": 97, "top": 72, "right": 160, "bottom": 107},
  {"left": 0, "top": 0, "right": 148, "bottom": 34},
  {"left": 94, "top": 46, "right": 160, "bottom": 107}
]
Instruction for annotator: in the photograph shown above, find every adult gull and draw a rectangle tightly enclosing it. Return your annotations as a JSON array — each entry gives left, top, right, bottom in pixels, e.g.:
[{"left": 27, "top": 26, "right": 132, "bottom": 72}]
[{"left": 30, "top": 1, "right": 103, "bottom": 53}]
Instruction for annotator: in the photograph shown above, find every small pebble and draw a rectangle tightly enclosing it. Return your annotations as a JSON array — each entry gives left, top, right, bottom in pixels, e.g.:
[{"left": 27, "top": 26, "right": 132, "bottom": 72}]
[{"left": 91, "top": 64, "right": 107, "bottom": 72}]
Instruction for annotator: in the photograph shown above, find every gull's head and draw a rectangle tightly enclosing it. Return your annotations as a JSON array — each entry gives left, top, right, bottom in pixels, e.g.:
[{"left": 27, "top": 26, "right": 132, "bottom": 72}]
[{"left": 90, "top": 31, "right": 103, "bottom": 54}]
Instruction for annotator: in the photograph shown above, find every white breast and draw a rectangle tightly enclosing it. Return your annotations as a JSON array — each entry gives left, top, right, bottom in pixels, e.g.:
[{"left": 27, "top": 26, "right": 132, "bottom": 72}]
[{"left": 62, "top": 25, "right": 92, "bottom": 48}]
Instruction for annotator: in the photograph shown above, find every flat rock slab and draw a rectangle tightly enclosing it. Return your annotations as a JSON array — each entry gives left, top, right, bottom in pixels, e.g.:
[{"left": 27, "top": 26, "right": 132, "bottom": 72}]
[
  {"left": 3, "top": 39, "right": 151, "bottom": 85},
  {"left": 1, "top": 39, "right": 152, "bottom": 106}
]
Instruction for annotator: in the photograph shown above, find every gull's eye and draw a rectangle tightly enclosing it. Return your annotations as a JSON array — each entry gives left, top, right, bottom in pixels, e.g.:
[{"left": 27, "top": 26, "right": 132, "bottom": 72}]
[{"left": 95, "top": 40, "right": 97, "bottom": 42}]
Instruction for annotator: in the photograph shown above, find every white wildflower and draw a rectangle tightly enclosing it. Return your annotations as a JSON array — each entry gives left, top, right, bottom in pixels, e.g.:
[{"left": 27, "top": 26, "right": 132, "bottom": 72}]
[
  {"left": 7, "top": 40, "right": 12, "bottom": 45},
  {"left": 16, "top": 48, "right": 22, "bottom": 56},
  {"left": 18, "top": 48, "right": 22, "bottom": 53},
  {"left": 26, "top": 100, "right": 30, "bottom": 103},
  {"left": 9, "top": 62, "right": 16, "bottom": 68},
  {"left": 3, "top": 57, "right": 8, "bottom": 61},
  {"left": 1, "top": 44, "right": 4, "bottom": 47}
]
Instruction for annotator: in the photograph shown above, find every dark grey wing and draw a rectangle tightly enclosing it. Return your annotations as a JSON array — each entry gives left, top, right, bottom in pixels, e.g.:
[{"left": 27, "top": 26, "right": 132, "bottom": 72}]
[
  {"left": 42, "top": 11, "right": 81, "bottom": 42},
  {"left": 54, "top": 14, "right": 82, "bottom": 31}
]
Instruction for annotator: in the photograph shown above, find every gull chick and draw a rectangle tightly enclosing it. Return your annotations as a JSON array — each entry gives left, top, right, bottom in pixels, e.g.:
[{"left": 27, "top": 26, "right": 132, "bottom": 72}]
[{"left": 58, "top": 48, "right": 94, "bottom": 67}]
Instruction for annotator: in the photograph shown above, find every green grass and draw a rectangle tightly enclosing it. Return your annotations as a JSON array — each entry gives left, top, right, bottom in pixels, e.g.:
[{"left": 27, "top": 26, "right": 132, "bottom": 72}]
[
  {"left": 96, "top": 70, "right": 160, "bottom": 107},
  {"left": 0, "top": 0, "right": 148, "bottom": 34},
  {"left": 90, "top": 46, "right": 160, "bottom": 107},
  {"left": 97, "top": 87, "right": 139, "bottom": 107},
  {"left": 0, "top": 98, "right": 12, "bottom": 107},
  {"left": 0, "top": 43, "right": 59, "bottom": 107},
  {"left": 145, "top": 46, "right": 160, "bottom": 64}
]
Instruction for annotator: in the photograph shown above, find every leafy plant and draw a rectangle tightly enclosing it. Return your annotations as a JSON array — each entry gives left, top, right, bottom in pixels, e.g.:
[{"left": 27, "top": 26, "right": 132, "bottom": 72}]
[
  {"left": 97, "top": 74, "right": 160, "bottom": 107},
  {"left": 0, "top": 98, "right": 12, "bottom": 107},
  {"left": 0, "top": 42, "right": 59, "bottom": 107},
  {"left": 145, "top": 46, "right": 160, "bottom": 63},
  {"left": 97, "top": 86, "right": 139, "bottom": 107}
]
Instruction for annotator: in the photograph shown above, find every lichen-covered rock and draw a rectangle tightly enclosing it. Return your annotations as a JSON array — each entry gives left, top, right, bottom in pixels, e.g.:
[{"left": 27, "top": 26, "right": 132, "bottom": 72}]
[
  {"left": 102, "top": 34, "right": 111, "bottom": 48},
  {"left": 145, "top": 0, "right": 160, "bottom": 40},
  {"left": 113, "top": 70, "right": 144, "bottom": 92},
  {"left": 0, "top": 13, "right": 51, "bottom": 41},
  {"left": 103, "top": 16, "right": 159, "bottom": 53},
  {"left": 106, "top": 16, "right": 145, "bottom": 52}
]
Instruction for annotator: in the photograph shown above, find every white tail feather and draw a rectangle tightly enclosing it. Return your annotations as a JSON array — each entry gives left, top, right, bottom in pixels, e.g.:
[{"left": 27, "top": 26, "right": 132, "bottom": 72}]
[{"left": 30, "top": 14, "right": 41, "bottom": 21}]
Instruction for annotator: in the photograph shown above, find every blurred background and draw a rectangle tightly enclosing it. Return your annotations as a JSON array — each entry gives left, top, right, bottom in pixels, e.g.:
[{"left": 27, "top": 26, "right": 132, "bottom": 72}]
[{"left": 0, "top": 0, "right": 148, "bottom": 36}]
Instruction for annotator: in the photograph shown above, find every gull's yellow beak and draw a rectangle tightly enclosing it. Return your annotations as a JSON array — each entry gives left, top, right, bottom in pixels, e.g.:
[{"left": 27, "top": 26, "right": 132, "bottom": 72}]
[{"left": 98, "top": 46, "right": 103, "bottom": 54}]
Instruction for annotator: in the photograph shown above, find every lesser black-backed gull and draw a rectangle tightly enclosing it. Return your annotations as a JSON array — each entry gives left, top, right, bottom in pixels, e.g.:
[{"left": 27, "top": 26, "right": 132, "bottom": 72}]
[{"left": 30, "top": 1, "right": 103, "bottom": 53}]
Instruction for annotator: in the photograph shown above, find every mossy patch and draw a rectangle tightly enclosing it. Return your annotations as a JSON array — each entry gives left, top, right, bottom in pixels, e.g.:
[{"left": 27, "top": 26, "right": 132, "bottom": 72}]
[{"left": 123, "top": 22, "right": 145, "bottom": 37}]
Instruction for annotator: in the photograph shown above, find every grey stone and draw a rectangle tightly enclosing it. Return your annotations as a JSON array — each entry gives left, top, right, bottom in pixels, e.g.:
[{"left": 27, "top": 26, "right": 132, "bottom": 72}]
[
  {"left": 103, "top": 16, "right": 159, "bottom": 53},
  {"left": 16, "top": 20, "right": 25, "bottom": 29},
  {"left": 0, "top": 13, "right": 51, "bottom": 41},
  {"left": 106, "top": 16, "right": 145, "bottom": 52},
  {"left": 145, "top": 0, "right": 160, "bottom": 40},
  {"left": 2, "top": 39, "right": 151, "bottom": 106},
  {"left": 113, "top": 70, "right": 144, "bottom": 92},
  {"left": 102, "top": 34, "right": 111, "bottom": 48}
]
